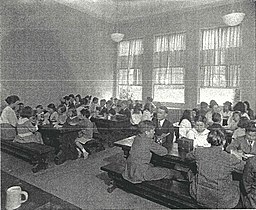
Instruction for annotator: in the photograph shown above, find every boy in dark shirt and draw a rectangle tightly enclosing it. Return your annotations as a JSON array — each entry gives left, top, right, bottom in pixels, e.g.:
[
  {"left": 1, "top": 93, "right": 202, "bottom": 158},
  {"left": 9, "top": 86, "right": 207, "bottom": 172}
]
[
  {"left": 152, "top": 106, "right": 174, "bottom": 152},
  {"left": 123, "top": 120, "right": 179, "bottom": 183}
]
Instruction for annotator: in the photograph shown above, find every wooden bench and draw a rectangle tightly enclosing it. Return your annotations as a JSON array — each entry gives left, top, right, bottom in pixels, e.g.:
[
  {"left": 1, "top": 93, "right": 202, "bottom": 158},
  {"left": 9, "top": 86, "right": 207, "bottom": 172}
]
[
  {"left": 1, "top": 139, "right": 55, "bottom": 173},
  {"left": 101, "top": 163, "right": 204, "bottom": 209}
]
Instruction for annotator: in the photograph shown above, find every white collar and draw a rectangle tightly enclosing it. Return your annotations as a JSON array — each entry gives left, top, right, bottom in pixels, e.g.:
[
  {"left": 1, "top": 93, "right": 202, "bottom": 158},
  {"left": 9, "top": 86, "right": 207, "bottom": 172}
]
[
  {"left": 192, "top": 128, "right": 209, "bottom": 135},
  {"left": 159, "top": 119, "right": 165, "bottom": 126},
  {"left": 247, "top": 140, "right": 255, "bottom": 147}
]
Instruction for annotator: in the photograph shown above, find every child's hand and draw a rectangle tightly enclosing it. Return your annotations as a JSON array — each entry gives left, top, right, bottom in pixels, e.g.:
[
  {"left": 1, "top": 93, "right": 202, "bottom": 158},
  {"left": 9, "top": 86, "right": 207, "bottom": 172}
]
[{"left": 161, "top": 133, "right": 170, "bottom": 138}]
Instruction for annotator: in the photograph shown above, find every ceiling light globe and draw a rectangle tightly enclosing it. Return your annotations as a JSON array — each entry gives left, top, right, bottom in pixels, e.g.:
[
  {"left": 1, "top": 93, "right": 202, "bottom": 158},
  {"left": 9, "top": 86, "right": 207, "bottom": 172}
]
[
  {"left": 111, "top": 33, "right": 124, "bottom": 42},
  {"left": 223, "top": 12, "right": 245, "bottom": 26}
]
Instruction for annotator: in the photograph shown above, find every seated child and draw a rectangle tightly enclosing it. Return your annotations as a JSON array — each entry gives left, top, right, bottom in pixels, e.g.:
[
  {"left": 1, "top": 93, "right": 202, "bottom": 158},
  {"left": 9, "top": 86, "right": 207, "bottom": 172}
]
[
  {"left": 89, "top": 97, "right": 99, "bottom": 116},
  {"left": 43, "top": 103, "right": 58, "bottom": 125},
  {"left": 123, "top": 120, "right": 181, "bottom": 183},
  {"left": 243, "top": 156, "right": 256, "bottom": 209},
  {"left": 130, "top": 103, "right": 142, "bottom": 126},
  {"left": 221, "top": 101, "right": 233, "bottom": 126},
  {"left": 66, "top": 107, "right": 80, "bottom": 126},
  {"left": 118, "top": 100, "right": 131, "bottom": 119},
  {"left": 227, "top": 111, "right": 241, "bottom": 130},
  {"left": 186, "top": 129, "right": 245, "bottom": 209},
  {"left": 207, "top": 112, "right": 226, "bottom": 135},
  {"left": 141, "top": 103, "right": 153, "bottom": 121},
  {"left": 75, "top": 109, "right": 93, "bottom": 159},
  {"left": 98, "top": 99, "right": 107, "bottom": 115},
  {"left": 178, "top": 110, "right": 192, "bottom": 138},
  {"left": 226, "top": 121, "right": 256, "bottom": 158},
  {"left": 56, "top": 104, "right": 67, "bottom": 125},
  {"left": 16, "top": 102, "right": 24, "bottom": 119},
  {"left": 103, "top": 100, "right": 116, "bottom": 118},
  {"left": 76, "top": 98, "right": 88, "bottom": 116},
  {"left": 187, "top": 115, "right": 210, "bottom": 148},
  {"left": 152, "top": 106, "right": 174, "bottom": 152},
  {"left": 14, "top": 106, "right": 44, "bottom": 144},
  {"left": 35, "top": 105, "right": 45, "bottom": 125},
  {"left": 232, "top": 116, "right": 249, "bottom": 141}
]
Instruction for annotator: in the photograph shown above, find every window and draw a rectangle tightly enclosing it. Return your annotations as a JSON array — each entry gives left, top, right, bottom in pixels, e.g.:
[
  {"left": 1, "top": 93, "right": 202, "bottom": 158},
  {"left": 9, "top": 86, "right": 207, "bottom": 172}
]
[
  {"left": 153, "top": 33, "right": 186, "bottom": 103},
  {"left": 199, "top": 26, "right": 241, "bottom": 104},
  {"left": 117, "top": 39, "right": 143, "bottom": 100}
]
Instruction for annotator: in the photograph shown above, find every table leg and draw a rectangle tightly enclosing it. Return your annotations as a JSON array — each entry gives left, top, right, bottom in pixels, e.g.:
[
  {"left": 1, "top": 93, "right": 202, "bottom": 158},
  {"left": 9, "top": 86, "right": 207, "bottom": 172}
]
[{"left": 123, "top": 148, "right": 129, "bottom": 159}]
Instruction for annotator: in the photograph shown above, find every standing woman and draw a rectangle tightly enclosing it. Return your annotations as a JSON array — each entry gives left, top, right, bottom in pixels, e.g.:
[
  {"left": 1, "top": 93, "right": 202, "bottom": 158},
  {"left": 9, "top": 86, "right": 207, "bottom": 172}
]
[{"left": 0, "top": 95, "right": 20, "bottom": 140}]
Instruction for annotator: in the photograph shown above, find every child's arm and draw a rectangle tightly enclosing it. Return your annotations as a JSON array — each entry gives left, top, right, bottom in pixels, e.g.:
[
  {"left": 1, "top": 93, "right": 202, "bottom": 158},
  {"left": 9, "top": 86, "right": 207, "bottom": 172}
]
[
  {"left": 226, "top": 137, "right": 241, "bottom": 153},
  {"left": 150, "top": 141, "right": 168, "bottom": 156},
  {"left": 243, "top": 158, "right": 255, "bottom": 194},
  {"left": 27, "top": 120, "right": 37, "bottom": 133},
  {"left": 186, "top": 150, "right": 196, "bottom": 161}
]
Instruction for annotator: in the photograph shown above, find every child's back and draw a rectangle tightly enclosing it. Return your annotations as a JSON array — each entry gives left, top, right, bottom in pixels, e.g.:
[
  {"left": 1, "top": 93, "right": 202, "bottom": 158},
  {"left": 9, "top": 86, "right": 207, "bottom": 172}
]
[{"left": 123, "top": 120, "right": 173, "bottom": 184}]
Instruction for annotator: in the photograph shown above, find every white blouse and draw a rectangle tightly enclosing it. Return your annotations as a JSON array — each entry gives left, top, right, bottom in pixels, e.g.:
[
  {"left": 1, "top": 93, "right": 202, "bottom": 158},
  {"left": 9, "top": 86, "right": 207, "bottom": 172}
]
[
  {"left": 141, "top": 110, "right": 153, "bottom": 121},
  {"left": 179, "top": 119, "right": 192, "bottom": 138},
  {"left": 0, "top": 106, "right": 18, "bottom": 127},
  {"left": 187, "top": 128, "right": 211, "bottom": 148}
]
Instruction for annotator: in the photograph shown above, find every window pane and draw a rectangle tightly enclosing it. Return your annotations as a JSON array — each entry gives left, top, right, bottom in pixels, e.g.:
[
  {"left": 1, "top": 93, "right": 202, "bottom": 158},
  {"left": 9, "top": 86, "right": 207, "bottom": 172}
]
[
  {"left": 200, "top": 26, "right": 241, "bottom": 92},
  {"left": 153, "top": 32, "right": 186, "bottom": 88},
  {"left": 128, "top": 69, "right": 134, "bottom": 85},
  {"left": 172, "top": 67, "right": 184, "bottom": 84},
  {"left": 117, "top": 39, "right": 143, "bottom": 99},
  {"left": 118, "top": 69, "right": 128, "bottom": 84},
  {"left": 199, "top": 88, "right": 237, "bottom": 104},
  {"left": 153, "top": 85, "right": 185, "bottom": 103},
  {"left": 118, "top": 85, "right": 142, "bottom": 100},
  {"left": 119, "top": 41, "right": 129, "bottom": 56}
]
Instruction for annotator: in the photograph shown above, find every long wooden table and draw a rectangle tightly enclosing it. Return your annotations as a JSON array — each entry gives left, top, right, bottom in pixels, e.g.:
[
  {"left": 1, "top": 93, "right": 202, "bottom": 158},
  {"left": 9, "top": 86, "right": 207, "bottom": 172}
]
[
  {"left": 1, "top": 170, "right": 81, "bottom": 210},
  {"left": 114, "top": 136, "right": 191, "bottom": 172},
  {"left": 114, "top": 136, "right": 243, "bottom": 177},
  {"left": 101, "top": 135, "right": 244, "bottom": 208},
  {"left": 102, "top": 136, "right": 201, "bottom": 208},
  {"left": 38, "top": 125, "right": 81, "bottom": 151},
  {"left": 91, "top": 116, "right": 133, "bottom": 145},
  {"left": 38, "top": 125, "right": 81, "bottom": 164}
]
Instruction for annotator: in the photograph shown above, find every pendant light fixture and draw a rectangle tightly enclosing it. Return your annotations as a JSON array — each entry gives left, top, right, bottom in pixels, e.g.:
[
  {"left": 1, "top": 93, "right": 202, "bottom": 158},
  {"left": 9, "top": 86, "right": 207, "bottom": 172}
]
[
  {"left": 111, "top": 0, "right": 124, "bottom": 42},
  {"left": 223, "top": 0, "right": 245, "bottom": 26}
]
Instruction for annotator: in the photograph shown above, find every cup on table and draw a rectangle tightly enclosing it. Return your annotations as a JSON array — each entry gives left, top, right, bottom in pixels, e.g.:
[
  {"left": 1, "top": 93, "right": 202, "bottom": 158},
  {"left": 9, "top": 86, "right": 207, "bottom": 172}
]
[{"left": 6, "top": 186, "right": 28, "bottom": 210}]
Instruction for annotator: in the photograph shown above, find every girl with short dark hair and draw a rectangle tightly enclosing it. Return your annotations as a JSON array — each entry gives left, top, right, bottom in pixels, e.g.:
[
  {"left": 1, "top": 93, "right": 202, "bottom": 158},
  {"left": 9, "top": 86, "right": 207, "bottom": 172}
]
[{"left": 13, "top": 106, "right": 43, "bottom": 144}]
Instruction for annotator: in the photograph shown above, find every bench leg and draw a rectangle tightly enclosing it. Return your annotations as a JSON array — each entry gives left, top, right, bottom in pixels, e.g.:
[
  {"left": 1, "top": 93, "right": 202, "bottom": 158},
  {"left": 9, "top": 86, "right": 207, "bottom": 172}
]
[{"left": 107, "top": 180, "right": 117, "bottom": 193}]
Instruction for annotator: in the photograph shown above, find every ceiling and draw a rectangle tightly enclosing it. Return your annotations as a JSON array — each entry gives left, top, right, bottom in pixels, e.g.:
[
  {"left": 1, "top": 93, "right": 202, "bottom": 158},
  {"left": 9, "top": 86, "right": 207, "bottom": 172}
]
[
  {"left": 53, "top": 0, "right": 237, "bottom": 21},
  {"left": 3, "top": 0, "right": 245, "bottom": 22}
]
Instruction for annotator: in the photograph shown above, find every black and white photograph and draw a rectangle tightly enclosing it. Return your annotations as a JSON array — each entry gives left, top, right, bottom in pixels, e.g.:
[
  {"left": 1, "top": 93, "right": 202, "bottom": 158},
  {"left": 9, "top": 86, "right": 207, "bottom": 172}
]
[{"left": 1, "top": 0, "right": 256, "bottom": 209}]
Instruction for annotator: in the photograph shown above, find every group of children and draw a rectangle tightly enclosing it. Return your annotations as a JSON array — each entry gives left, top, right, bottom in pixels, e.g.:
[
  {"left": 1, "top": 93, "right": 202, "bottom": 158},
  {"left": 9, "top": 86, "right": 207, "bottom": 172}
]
[
  {"left": 122, "top": 99, "right": 256, "bottom": 209},
  {"left": 1, "top": 94, "right": 255, "bottom": 208}
]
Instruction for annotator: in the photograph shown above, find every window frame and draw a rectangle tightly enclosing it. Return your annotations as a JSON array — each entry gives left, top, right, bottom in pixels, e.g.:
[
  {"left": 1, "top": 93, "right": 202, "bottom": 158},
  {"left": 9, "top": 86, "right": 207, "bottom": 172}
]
[
  {"left": 152, "top": 31, "right": 187, "bottom": 104},
  {"left": 116, "top": 38, "right": 144, "bottom": 100},
  {"left": 198, "top": 25, "right": 242, "bottom": 104}
]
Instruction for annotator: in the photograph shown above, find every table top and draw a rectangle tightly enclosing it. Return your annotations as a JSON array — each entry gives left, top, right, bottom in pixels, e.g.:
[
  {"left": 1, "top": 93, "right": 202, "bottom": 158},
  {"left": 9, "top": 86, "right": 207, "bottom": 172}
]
[
  {"left": 1, "top": 171, "right": 81, "bottom": 210},
  {"left": 114, "top": 136, "right": 184, "bottom": 160},
  {"left": 38, "top": 125, "right": 81, "bottom": 133},
  {"left": 92, "top": 115, "right": 129, "bottom": 122},
  {"left": 114, "top": 136, "right": 245, "bottom": 176}
]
